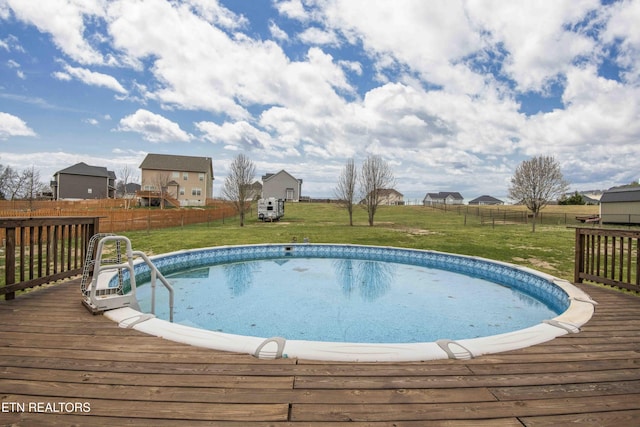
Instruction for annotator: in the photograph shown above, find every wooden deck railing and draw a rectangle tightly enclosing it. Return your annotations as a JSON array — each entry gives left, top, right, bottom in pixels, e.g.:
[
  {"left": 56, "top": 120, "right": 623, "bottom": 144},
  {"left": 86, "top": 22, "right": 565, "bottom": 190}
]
[
  {"left": 0, "top": 217, "right": 100, "bottom": 300},
  {"left": 574, "top": 227, "right": 640, "bottom": 293}
]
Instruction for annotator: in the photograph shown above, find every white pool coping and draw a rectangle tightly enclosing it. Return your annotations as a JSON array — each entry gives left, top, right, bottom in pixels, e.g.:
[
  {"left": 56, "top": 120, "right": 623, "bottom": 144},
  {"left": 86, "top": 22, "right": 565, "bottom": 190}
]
[{"left": 102, "top": 253, "right": 597, "bottom": 362}]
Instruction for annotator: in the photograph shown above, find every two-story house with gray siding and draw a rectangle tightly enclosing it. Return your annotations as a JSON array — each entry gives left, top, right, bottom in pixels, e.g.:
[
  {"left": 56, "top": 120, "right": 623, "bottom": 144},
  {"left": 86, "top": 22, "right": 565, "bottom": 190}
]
[
  {"left": 261, "top": 170, "right": 302, "bottom": 202},
  {"left": 51, "top": 162, "right": 116, "bottom": 200}
]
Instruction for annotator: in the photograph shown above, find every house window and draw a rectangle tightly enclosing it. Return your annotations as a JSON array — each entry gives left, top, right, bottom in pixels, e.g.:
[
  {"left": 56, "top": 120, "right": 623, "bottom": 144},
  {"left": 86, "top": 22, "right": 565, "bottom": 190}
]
[
  {"left": 286, "top": 188, "right": 294, "bottom": 200},
  {"left": 199, "top": 173, "right": 205, "bottom": 181},
  {"left": 179, "top": 188, "right": 185, "bottom": 196},
  {"left": 172, "top": 171, "right": 179, "bottom": 179},
  {"left": 143, "top": 185, "right": 154, "bottom": 191},
  {"left": 183, "top": 172, "right": 188, "bottom": 180},
  {"left": 87, "top": 188, "right": 92, "bottom": 194},
  {"left": 192, "top": 188, "right": 202, "bottom": 196}
]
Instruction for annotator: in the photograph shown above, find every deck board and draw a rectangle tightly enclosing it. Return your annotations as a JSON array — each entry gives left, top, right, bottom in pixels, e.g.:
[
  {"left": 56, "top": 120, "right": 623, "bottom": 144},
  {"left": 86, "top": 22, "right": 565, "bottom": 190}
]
[{"left": 1, "top": 279, "right": 639, "bottom": 425}]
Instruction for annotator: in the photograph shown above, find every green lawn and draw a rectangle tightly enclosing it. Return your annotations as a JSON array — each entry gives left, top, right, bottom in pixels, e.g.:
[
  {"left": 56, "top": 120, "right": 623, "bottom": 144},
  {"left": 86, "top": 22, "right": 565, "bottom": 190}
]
[{"left": 122, "top": 203, "right": 599, "bottom": 282}]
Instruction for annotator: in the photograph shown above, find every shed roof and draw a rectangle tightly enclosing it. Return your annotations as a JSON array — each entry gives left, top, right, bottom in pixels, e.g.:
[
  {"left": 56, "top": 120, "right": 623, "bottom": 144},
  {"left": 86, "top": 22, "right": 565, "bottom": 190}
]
[
  {"left": 140, "top": 154, "right": 213, "bottom": 174},
  {"left": 600, "top": 186, "right": 640, "bottom": 203}
]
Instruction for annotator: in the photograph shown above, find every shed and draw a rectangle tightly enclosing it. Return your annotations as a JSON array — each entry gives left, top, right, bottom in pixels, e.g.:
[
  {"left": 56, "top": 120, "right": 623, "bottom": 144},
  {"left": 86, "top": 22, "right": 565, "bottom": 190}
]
[{"left": 599, "top": 186, "right": 640, "bottom": 224}]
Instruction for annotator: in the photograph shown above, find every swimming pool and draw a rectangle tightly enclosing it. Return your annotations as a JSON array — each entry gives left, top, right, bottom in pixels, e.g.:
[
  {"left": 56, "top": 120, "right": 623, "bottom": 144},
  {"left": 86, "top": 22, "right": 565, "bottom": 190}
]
[{"left": 103, "top": 243, "right": 597, "bottom": 362}]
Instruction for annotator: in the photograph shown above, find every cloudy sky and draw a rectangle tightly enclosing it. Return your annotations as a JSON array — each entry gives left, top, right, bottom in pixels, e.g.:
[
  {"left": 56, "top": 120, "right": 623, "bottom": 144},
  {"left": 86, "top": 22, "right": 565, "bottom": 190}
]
[{"left": 1, "top": 0, "right": 639, "bottom": 202}]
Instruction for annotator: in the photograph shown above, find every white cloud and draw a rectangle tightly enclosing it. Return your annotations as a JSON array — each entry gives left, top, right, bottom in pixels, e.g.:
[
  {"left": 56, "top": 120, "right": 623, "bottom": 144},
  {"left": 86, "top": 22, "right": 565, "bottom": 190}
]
[
  {"left": 184, "top": 0, "right": 248, "bottom": 29},
  {"left": 298, "top": 27, "right": 340, "bottom": 47},
  {"left": 0, "top": 112, "right": 37, "bottom": 139},
  {"left": 273, "top": 0, "right": 309, "bottom": 21},
  {"left": 116, "top": 109, "right": 192, "bottom": 143},
  {"left": 5, "top": 0, "right": 107, "bottom": 64},
  {"left": 466, "top": 0, "right": 601, "bottom": 93},
  {"left": 197, "top": 120, "right": 300, "bottom": 158},
  {"left": 602, "top": 0, "right": 640, "bottom": 82},
  {"left": 269, "top": 21, "right": 289, "bottom": 41},
  {"left": 54, "top": 63, "right": 127, "bottom": 94}
]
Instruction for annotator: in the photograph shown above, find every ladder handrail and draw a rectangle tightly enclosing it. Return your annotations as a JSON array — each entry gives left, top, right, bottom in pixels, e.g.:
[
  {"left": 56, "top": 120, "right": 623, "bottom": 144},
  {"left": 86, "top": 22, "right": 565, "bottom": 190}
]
[
  {"left": 84, "top": 235, "right": 174, "bottom": 322},
  {"left": 131, "top": 250, "right": 174, "bottom": 323}
]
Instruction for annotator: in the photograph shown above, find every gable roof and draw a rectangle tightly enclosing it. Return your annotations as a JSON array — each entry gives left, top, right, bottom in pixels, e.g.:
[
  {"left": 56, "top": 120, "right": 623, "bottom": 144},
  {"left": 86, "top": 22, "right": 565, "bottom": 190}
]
[
  {"left": 262, "top": 169, "right": 302, "bottom": 183},
  {"left": 424, "top": 191, "right": 464, "bottom": 200},
  {"left": 140, "top": 154, "right": 213, "bottom": 174},
  {"left": 469, "top": 195, "right": 503, "bottom": 204},
  {"left": 56, "top": 162, "right": 112, "bottom": 178},
  {"left": 600, "top": 186, "right": 640, "bottom": 203},
  {"left": 378, "top": 188, "right": 403, "bottom": 197}
]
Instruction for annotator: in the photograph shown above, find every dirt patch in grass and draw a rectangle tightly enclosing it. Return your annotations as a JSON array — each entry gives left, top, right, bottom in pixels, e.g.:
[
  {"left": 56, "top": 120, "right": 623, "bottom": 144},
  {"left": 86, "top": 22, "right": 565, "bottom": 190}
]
[
  {"left": 379, "top": 222, "right": 439, "bottom": 236},
  {"left": 512, "top": 256, "right": 557, "bottom": 271}
]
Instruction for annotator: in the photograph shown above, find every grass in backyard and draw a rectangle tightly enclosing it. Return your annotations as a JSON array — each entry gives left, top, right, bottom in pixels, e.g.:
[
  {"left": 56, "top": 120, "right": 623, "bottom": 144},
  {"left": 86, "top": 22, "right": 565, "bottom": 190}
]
[{"left": 122, "top": 203, "right": 596, "bottom": 282}]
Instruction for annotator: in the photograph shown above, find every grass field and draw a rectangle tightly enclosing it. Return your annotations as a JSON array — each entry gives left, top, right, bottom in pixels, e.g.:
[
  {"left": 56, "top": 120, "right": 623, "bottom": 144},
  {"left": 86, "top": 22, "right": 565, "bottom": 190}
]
[{"left": 122, "top": 203, "right": 601, "bottom": 282}]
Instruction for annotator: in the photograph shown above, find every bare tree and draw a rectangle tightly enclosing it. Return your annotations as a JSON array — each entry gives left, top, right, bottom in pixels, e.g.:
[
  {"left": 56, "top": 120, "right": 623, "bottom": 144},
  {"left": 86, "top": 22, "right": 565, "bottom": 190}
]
[
  {"left": 222, "top": 153, "right": 256, "bottom": 227},
  {"left": 334, "top": 158, "right": 358, "bottom": 226},
  {"left": 21, "top": 166, "right": 47, "bottom": 205},
  {"left": 1, "top": 165, "right": 21, "bottom": 200},
  {"left": 359, "top": 154, "right": 395, "bottom": 226},
  {"left": 118, "top": 165, "right": 136, "bottom": 208},
  {"left": 508, "top": 155, "right": 569, "bottom": 232}
]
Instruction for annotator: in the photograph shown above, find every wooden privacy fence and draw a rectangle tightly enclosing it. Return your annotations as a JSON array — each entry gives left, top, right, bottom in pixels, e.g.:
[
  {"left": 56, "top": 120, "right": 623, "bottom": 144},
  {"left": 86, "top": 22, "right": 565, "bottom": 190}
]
[
  {"left": 0, "top": 217, "right": 100, "bottom": 300},
  {"left": 574, "top": 227, "right": 640, "bottom": 293}
]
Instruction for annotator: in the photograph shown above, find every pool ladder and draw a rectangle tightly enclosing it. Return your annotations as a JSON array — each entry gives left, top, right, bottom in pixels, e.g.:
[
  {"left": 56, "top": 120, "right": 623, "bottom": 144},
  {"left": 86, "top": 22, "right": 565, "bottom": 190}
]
[{"left": 81, "top": 234, "right": 174, "bottom": 322}]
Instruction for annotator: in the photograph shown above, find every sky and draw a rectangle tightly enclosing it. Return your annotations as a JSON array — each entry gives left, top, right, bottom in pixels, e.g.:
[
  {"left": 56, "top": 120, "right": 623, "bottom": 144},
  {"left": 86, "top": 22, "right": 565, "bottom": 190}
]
[{"left": 1, "top": 0, "right": 639, "bottom": 203}]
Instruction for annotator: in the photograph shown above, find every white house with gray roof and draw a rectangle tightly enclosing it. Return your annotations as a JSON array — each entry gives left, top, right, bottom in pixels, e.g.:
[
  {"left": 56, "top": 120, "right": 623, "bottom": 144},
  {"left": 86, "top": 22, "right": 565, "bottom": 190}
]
[{"left": 423, "top": 191, "right": 464, "bottom": 206}]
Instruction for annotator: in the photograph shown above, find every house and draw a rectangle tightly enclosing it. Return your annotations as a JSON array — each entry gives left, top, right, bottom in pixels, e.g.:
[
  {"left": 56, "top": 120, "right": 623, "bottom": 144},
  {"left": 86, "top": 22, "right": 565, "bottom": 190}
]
[
  {"left": 423, "top": 192, "right": 464, "bottom": 206},
  {"left": 599, "top": 186, "right": 640, "bottom": 225},
  {"left": 51, "top": 162, "right": 116, "bottom": 200},
  {"left": 377, "top": 188, "right": 404, "bottom": 205},
  {"left": 468, "top": 195, "right": 504, "bottom": 206},
  {"left": 261, "top": 170, "right": 302, "bottom": 202},
  {"left": 245, "top": 181, "right": 263, "bottom": 201},
  {"left": 139, "top": 154, "right": 214, "bottom": 207}
]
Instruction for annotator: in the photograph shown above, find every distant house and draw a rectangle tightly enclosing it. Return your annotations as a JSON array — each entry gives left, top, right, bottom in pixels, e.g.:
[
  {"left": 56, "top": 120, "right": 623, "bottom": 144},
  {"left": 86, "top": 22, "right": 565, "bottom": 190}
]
[
  {"left": 139, "top": 154, "right": 214, "bottom": 207},
  {"left": 51, "top": 162, "right": 116, "bottom": 200},
  {"left": 599, "top": 186, "right": 640, "bottom": 224},
  {"left": 262, "top": 170, "right": 302, "bottom": 202},
  {"left": 423, "top": 192, "right": 464, "bottom": 206},
  {"left": 377, "top": 188, "right": 404, "bottom": 205},
  {"left": 245, "top": 181, "right": 263, "bottom": 201},
  {"left": 468, "top": 195, "right": 504, "bottom": 206},
  {"left": 116, "top": 182, "right": 141, "bottom": 201}
]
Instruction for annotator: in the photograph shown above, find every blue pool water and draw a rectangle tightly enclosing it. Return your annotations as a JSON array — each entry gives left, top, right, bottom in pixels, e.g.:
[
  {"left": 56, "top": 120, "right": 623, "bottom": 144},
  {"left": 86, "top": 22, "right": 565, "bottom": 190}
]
[{"left": 134, "top": 245, "right": 566, "bottom": 344}]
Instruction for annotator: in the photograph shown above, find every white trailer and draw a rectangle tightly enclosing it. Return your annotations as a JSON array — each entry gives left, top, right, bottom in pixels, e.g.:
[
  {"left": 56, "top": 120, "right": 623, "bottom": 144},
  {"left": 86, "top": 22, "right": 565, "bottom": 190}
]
[{"left": 258, "top": 197, "right": 285, "bottom": 221}]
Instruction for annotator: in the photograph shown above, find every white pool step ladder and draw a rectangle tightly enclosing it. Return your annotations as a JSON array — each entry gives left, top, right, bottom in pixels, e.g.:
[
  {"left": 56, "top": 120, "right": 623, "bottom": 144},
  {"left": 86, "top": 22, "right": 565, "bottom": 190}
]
[{"left": 81, "top": 234, "right": 174, "bottom": 322}]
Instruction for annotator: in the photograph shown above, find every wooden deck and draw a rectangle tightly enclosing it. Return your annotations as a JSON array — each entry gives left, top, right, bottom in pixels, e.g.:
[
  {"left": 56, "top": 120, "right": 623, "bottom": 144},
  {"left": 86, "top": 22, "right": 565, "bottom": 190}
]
[{"left": 1, "top": 279, "right": 639, "bottom": 426}]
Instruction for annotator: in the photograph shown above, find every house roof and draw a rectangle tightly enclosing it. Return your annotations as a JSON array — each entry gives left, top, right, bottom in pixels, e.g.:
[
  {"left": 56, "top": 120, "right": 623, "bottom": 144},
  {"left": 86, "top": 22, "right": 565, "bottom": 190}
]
[
  {"left": 262, "top": 169, "right": 302, "bottom": 184},
  {"left": 140, "top": 154, "right": 213, "bottom": 174},
  {"left": 424, "top": 191, "right": 464, "bottom": 200},
  {"left": 55, "top": 162, "right": 113, "bottom": 178},
  {"left": 469, "top": 195, "right": 503, "bottom": 204},
  {"left": 600, "top": 186, "right": 640, "bottom": 203},
  {"left": 378, "top": 188, "right": 403, "bottom": 197}
]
